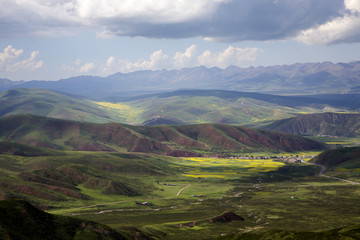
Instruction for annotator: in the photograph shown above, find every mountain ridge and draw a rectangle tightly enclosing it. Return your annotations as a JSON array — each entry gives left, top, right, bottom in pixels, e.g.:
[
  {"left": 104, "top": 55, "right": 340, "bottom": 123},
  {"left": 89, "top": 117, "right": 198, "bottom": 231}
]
[{"left": 1, "top": 61, "right": 360, "bottom": 98}]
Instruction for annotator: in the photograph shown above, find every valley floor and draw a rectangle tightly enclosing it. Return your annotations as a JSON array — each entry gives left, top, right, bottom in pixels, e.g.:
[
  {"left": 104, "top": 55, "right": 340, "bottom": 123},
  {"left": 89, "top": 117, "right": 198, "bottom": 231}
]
[{"left": 47, "top": 155, "right": 360, "bottom": 240}]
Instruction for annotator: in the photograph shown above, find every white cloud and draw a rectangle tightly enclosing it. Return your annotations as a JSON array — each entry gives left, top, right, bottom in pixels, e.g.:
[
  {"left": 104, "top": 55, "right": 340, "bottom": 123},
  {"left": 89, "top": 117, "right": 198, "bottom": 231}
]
[
  {"left": 173, "top": 45, "right": 198, "bottom": 68},
  {"left": 296, "top": 0, "right": 360, "bottom": 44},
  {"left": 62, "top": 59, "right": 95, "bottom": 74},
  {"left": 0, "top": 45, "right": 44, "bottom": 72},
  {"left": 79, "top": 62, "right": 95, "bottom": 73},
  {"left": 72, "top": 45, "right": 262, "bottom": 76},
  {"left": 197, "top": 46, "right": 263, "bottom": 68}
]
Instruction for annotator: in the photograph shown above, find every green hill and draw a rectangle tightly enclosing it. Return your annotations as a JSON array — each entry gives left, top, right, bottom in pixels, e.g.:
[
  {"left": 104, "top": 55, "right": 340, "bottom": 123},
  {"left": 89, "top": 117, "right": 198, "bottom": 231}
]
[
  {"left": 261, "top": 112, "right": 360, "bottom": 137},
  {"left": 312, "top": 147, "right": 360, "bottom": 170},
  {"left": 0, "top": 115, "right": 327, "bottom": 156},
  {"left": 1, "top": 88, "right": 355, "bottom": 126},
  {"left": 0, "top": 199, "right": 126, "bottom": 240},
  {"left": 0, "top": 88, "right": 134, "bottom": 123},
  {"left": 118, "top": 90, "right": 355, "bottom": 126},
  {"left": 0, "top": 141, "right": 175, "bottom": 206}
]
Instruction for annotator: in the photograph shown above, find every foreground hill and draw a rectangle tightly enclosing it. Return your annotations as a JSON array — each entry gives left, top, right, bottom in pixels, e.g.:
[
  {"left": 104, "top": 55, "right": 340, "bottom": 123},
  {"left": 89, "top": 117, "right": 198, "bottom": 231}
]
[
  {"left": 312, "top": 147, "right": 360, "bottom": 170},
  {"left": 0, "top": 200, "right": 126, "bottom": 240},
  {"left": 261, "top": 112, "right": 360, "bottom": 137},
  {"left": 0, "top": 115, "right": 327, "bottom": 156},
  {"left": 2, "top": 200, "right": 359, "bottom": 240},
  {"left": 1, "top": 61, "right": 360, "bottom": 97}
]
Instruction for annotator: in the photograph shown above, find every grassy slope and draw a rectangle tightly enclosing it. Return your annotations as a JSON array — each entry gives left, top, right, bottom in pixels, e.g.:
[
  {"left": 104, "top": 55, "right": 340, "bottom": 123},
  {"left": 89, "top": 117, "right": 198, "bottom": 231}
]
[
  {"left": 312, "top": 147, "right": 360, "bottom": 169},
  {"left": 261, "top": 112, "right": 360, "bottom": 137},
  {"left": 0, "top": 199, "right": 126, "bottom": 240},
  {"left": 0, "top": 88, "right": 355, "bottom": 126},
  {"left": 0, "top": 88, "right": 131, "bottom": 123},
  {"left": 125, "top": 91, "right": 353, "bottom": 126},
  {"left": 0, "top": 142, "right": 176, "bottom": 207},
  {"left": 0, "top": 114, "right": 327, "bottom": 156}
]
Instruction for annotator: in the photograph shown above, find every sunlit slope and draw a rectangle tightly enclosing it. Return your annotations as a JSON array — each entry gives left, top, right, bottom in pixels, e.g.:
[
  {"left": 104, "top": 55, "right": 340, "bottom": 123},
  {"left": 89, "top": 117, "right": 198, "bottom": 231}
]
[
  {"left": 108, "top": 90, "right": 356, "bottom": 126},
  {"left": 262, "top": 112, "right": 360, "bottom": 137},
  {"left": 0, "top": 114, "right": 327, "bottom": 155},
  {"left": 0, "top": 88, "right": 137, "bottom": 123}
]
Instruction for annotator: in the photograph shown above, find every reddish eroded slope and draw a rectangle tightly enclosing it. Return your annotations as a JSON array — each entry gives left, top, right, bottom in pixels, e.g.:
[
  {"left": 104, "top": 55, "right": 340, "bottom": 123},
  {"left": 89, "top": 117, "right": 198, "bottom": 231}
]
[{"left": 0, "top": 114, "right": 327, "bottom": 156}]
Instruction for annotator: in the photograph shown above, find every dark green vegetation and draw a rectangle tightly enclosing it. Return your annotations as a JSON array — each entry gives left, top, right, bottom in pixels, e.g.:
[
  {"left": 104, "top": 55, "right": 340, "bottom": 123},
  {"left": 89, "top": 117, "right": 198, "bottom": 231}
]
[
  {"left": 262, "top": 112, "right": 360, "bottom": 137},
  {"left": 0, "top": 199, "right": 126, "bottom": 240},
  {"left": 314, "top": 147, "right": 360, "bottom": 169},
  {"left": 0, "top": 88, "right": 129, "bottom": 123},
  {"left": 0, "top": 114, "right": 327, "bottom": 156}
]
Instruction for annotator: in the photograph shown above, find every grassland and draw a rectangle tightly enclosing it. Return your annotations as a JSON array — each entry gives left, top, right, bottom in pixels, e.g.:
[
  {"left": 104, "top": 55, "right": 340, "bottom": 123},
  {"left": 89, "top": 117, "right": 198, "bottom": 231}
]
[
  {"left": 1, "top": 141, "right": 359, "bottom": 239},
  {"left": 43, "top": 153, "right": 358, "bottom": 239}
]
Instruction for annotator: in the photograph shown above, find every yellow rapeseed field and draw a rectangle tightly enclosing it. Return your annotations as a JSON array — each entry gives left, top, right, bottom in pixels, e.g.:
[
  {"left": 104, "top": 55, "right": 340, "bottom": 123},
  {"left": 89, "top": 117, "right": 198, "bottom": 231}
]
[
  {"left": 178, "top": 157, "right": 285, "bottom": 179},
  {"left": 94, "top": 101, "right": 143, "bottom": 123}
]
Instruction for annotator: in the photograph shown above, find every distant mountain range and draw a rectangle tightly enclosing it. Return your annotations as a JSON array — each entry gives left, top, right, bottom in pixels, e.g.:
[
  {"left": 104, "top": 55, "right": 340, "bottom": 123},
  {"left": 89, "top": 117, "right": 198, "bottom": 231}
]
[
  {"left": 1, "top": 61, "right": 360, "bottom": 98},
  {"left": 262, "top": 112, "right": 360, "bottom": 137},
  {"left": 0, "top": 115, "right": 327, "bottom": 156}
]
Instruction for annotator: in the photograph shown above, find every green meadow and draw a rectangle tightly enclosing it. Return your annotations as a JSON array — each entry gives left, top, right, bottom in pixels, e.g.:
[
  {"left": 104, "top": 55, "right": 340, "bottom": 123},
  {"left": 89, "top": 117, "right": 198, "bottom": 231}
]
[
  {"left": 1, "top": 141, "right": 360, "bottom": 239},
  {"left": 42, "top": 153, "right": 359, "bottom": 239}
]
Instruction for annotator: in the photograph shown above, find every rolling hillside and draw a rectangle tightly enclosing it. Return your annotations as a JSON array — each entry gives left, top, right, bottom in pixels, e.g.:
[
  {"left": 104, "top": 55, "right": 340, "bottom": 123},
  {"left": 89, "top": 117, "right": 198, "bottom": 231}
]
[
  {"left": 120, "top": 90, "right": 358, "bottom": 126},
  {"left": 261, "top": 112, "right": 360, "bottom": 137},
  {"left": 0, "top": 115, "right": 327, "bottom": 156},
  {"left": 0, "top": 88, "right": 357, "bottom": 126},
  {"left": 0, "top": 88, "right": 137, "bottom": 123},
  {"left": 0, "top": 141, "right": 175, "bottom": 205}
]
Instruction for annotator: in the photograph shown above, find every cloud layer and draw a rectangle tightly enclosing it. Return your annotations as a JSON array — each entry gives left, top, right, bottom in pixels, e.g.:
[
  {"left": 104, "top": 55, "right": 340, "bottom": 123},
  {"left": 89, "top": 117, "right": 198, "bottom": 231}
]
[
  {"left": 1, "top": 0, "right": 358, "bottom": 44},
  {"left": 63, "top": 45, "right": 263, "bottom": 75},
  {"left": 296, "top": 0, "right": 360, "bottom": 44}
]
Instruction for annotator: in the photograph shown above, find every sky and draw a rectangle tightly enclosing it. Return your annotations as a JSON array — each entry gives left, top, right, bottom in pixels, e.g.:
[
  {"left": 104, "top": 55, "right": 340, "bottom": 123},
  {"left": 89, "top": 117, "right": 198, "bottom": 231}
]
[{"left": 1, "top": 0, "right": 360, "bottom": 81}]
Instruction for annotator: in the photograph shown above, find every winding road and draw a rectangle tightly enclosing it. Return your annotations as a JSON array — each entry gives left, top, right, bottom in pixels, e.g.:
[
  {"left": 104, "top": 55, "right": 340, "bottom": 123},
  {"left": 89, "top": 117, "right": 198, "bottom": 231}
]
[
  {"left": 176, "top": 184, "right": 192, "bottom": 196},
  {"left": 313, "top": 163, "right": 360, "bottom": 185}
]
